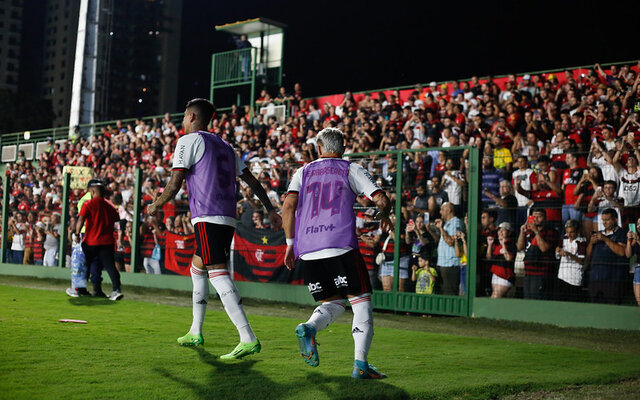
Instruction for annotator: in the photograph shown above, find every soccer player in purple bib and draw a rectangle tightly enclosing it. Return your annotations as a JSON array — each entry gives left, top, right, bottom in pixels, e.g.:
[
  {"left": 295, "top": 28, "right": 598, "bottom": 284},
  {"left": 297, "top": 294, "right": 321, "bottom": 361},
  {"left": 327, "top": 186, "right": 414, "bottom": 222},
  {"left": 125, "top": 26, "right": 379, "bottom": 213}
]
[
  {"left": 148, "top": 98, "right": 282, "bottom": 359},
  {"left": 283, "top": 127, "right": 392, "bottom": 379}
]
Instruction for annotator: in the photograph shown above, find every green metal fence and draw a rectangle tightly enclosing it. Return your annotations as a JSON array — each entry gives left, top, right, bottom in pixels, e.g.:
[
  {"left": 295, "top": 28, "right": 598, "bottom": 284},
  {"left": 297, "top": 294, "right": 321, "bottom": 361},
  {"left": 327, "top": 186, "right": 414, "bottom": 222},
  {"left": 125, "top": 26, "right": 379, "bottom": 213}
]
[
  {"left": 0, "top": 146, "right": 479, "bottom": 318},
  {"left": 342, "top": 147, "right": 480, "bottom": 316}
]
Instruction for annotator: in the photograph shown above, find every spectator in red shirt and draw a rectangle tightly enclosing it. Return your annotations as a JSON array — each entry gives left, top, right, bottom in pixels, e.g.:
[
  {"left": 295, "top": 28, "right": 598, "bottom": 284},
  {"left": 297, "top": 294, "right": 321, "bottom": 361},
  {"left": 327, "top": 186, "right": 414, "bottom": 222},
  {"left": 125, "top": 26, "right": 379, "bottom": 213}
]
[
  {"left": 75, "top": 179, "right": 123, "bottom": 300},
  {"left": 517, "top": 208, "right": 560, "bottom": 300}
]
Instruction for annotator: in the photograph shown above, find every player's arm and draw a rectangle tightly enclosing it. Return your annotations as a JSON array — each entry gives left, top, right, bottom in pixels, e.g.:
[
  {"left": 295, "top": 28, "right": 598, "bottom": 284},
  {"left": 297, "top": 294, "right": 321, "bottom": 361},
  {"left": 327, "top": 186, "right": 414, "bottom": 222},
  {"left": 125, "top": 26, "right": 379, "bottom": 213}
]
[
  {"left": 148, "top": 169, "right": 186, "bottom": 216},
  {"left": 239, "top": 169, "right": 282, "bottom": 230},
  {"left": 282, "top": 192, "right": 298, "bottom": 271},
  {"left": 372, "top": 192, "right": 392, "bottom": 232},
  {"left": 282, "top": 167, "right": 302, "bottom": 271}
]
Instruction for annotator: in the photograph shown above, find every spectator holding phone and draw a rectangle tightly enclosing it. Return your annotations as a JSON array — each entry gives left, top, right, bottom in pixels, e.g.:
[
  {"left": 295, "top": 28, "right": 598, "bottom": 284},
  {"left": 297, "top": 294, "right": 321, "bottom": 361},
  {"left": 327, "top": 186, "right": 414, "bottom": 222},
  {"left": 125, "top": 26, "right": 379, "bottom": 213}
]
[
  {"left": 43, "top": 213, "right": 61, "bottom": 267},
  {"left": 624, "top": 217, "right": 640, "bottom": 306},
  {"left": 555, "top": 220, "right": 587, "bottom": 302},
  {"left": 588, "top": 180, "right": 623, "bottom": 231},
  {"left": 512, "top": 155, "right": 535, "bottom": 228},
  {"left": 613, "top": 144, "right": 640, "bottom": 225},
  {"left": 435, "top": 202, "right": 464, "bottom": 295},
  {"left": 486, "top": 222, "right": 516, "bottom": 298},
  {"left": 587, "top": 208, "right": 628, "bottom": 304},
  {"left": 517, "top": 208, "right": 560, "bottom": 300},
  {"left": 8, "top": 213, "right": 26, "bottom": 264}
]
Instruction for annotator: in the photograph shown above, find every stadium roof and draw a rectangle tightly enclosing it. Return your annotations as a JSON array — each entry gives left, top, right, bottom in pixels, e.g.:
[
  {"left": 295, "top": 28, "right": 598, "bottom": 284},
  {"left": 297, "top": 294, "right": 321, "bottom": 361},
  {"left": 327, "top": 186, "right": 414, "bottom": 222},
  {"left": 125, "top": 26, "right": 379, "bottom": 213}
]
[{"left": 215, "top": 17, "right": 286, "bottom": 36}]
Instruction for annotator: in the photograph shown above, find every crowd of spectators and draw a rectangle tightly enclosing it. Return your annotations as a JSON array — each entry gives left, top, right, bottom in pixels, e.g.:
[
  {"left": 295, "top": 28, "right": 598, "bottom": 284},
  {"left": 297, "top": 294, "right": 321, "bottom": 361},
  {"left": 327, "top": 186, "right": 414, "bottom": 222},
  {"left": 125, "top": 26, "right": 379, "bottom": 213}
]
[{"left": 4, "top": 61, "right": 640, "bottom": 306}]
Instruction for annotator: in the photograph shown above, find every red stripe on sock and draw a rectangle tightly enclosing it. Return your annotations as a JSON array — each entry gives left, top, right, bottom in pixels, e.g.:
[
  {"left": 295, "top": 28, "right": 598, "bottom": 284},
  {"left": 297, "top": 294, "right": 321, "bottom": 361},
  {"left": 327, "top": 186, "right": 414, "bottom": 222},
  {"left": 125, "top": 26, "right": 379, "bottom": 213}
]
[
  {"left": 208, "top": 270, "right": 229, "bottom": 279},
  {"left": 349, "top": 296, "right": 371, "bottom": 305}
]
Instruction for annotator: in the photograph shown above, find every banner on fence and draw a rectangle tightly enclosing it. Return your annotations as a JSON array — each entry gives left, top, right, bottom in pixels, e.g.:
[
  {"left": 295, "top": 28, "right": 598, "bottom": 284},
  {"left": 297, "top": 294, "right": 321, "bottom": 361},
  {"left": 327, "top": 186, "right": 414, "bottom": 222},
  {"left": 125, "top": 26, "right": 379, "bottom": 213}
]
[
  {"left": 62, "top": 166, "right": 94, "bottom": 189},
  {"left": 232, "top": 223, "right": 304, "bottom": 284},
  {"left": 164, "top": 231, "right": 195, "bottom": 276}
]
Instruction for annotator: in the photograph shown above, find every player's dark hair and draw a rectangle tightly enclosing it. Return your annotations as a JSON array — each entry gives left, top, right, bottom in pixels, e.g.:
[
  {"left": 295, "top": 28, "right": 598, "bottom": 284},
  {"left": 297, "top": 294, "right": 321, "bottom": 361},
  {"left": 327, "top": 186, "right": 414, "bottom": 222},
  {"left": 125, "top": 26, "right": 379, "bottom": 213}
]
[{"left": 186, "top": 98, "right": 216, "bottom": 126}]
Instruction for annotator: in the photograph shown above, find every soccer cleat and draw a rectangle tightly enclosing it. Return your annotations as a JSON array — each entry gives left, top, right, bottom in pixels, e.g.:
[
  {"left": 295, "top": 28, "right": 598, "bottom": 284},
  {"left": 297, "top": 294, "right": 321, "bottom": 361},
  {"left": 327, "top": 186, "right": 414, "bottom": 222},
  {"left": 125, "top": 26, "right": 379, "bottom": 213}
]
[
  {"left": 92, "top": 290, "right": 108, "bottom": 298},
  {"left": 351, "top": 360, "right": 387, "bottom": 379},
  {"left": 65, "top": 287, "right": 79, "bottom": 298},
  {"left": 220, "top": 339, "right": 261, "bottom": 360},
  {"left": 177, "top": 332, "right": 204, "bottom": 347},
  {"left": 295, "top": 323, "right": 319, "bottom": 367},
  {"left": 109, "top": 290, "right": 124, "bottom": 301}
]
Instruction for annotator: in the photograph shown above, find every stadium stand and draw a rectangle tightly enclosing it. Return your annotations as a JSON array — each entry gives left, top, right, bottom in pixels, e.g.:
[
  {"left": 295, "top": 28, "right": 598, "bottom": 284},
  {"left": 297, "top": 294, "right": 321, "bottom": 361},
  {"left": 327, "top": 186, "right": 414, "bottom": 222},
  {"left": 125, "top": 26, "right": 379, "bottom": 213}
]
[{"left": 3, "top": 61, "right": 640, "bottom": 306}]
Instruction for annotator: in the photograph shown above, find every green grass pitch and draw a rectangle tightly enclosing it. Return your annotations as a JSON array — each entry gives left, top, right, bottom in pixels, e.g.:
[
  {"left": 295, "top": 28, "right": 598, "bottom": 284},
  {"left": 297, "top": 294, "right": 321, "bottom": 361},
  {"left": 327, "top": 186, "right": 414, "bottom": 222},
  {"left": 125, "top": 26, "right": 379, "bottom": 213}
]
[{"left": 1, "top": 281, "right": 639, "bottom": 400}]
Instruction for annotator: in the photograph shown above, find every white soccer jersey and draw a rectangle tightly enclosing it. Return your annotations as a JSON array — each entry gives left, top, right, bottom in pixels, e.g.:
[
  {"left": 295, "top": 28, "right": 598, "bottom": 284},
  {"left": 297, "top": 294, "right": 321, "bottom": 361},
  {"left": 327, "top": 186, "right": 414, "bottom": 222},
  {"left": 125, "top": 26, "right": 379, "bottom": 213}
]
[
  {"left": 556, "top": 236, "right": 586, "bottom": 286},
  {"left": 173, "top": 131, "right": 247, "bottom": 227},
  {"left": 442, "top": 171, "right": 464, "bottom": 205},
  {"left": 512, "top": 168, "right": 533, "bottom": 207},
  {"left": 619, "top": 169, "right": 640, "bottom": 207}
]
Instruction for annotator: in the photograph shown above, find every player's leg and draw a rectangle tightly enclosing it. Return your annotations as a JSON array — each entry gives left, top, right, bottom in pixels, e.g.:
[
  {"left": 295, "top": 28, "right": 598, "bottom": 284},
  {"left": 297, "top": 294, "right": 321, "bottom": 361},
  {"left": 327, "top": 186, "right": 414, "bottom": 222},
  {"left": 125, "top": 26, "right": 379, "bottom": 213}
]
[
  {"left": 304, "top": 297, "right": 346, "bottom": 332},
  {"left": 177, "top": 254, "right": 208, "bottom": 346},
  {"left": 295, "top": 257, "right": 342, "bottom": 367},
  {"left": 346, "top": 251, "right": 386, "bottom": 379},
  {"left": 198, "top": 223, "right": 259, "bottom": 359},
  {"left": 296, "top": 295, "right": 346, "bottom": 367}
]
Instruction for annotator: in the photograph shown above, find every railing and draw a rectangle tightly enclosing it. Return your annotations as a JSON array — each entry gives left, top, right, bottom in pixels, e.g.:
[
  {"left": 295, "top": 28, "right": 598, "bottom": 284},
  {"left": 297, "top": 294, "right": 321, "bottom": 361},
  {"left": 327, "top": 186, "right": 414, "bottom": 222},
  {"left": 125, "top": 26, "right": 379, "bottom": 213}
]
[
  {"left": 211, "top": 48, "right": 256, "bottom": 87},
  {"left": 0, "top": 113, "right": 184, "bottom": 148}
]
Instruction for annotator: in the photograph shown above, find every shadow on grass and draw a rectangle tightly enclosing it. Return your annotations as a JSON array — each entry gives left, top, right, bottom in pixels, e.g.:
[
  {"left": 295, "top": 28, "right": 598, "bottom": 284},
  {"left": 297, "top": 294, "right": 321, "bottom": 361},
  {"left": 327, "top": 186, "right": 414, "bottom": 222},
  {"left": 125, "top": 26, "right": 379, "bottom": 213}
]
[
  {"left": 67, "top": 297, "right": 117, "bottom": 307},
  {"left": 155, "top": 347, "right": 409, "bottom": 400}
]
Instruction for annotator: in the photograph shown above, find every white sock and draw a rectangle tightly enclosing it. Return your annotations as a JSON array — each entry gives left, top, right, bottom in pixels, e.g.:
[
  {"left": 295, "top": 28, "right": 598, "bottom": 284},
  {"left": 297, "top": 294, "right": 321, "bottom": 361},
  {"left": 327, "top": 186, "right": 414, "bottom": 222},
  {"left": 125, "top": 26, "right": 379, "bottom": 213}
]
[
  {"left": 189, "top": 264, "right": 209, "bottom": 336},
  {"left": 349, "top": 293, "right": 373, "bottom": 363},
  {"left": 306, "top": 299, "right": 346, "bottom": 331},
  {"left": 209, "top": 269, "right": 256, "bottom": 343}
]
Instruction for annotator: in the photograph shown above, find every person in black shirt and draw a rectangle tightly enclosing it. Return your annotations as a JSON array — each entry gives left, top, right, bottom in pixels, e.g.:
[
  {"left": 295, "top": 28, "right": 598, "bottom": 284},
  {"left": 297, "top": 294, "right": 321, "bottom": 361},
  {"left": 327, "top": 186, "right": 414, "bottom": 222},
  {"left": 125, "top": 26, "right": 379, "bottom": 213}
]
[
  {"left": 484, "top": 180, "right": 518, "bottom": 227},
  {"left": 587, "top": 208, "right": 628, "bottom": 304}
]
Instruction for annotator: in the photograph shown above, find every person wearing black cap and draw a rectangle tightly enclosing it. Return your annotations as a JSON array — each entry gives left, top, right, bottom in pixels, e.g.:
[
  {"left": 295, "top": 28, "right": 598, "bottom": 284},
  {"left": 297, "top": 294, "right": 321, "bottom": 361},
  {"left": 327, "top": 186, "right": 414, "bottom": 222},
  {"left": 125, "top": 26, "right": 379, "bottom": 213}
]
[{"left": 75, "top": 179, "right": 123, "bottom": 300}]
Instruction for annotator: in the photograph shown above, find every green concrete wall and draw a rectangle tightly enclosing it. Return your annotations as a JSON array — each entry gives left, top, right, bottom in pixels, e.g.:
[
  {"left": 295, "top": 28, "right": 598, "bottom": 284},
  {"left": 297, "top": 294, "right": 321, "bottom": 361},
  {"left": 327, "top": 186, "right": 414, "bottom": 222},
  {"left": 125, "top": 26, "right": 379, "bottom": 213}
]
[
  {"left": 3, "top": 264, "right": 639, "bottom": 330},
  {"left": 473, "top": 297, "right": 640, "bottom": 331}
]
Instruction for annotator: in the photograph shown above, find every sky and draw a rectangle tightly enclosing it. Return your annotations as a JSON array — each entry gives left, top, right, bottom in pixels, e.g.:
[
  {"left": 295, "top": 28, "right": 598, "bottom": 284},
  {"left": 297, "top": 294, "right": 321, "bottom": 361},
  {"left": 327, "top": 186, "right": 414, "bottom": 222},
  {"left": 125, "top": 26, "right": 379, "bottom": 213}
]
[{"left": 179, "top": 0, "right": 639, "bottom": 107}]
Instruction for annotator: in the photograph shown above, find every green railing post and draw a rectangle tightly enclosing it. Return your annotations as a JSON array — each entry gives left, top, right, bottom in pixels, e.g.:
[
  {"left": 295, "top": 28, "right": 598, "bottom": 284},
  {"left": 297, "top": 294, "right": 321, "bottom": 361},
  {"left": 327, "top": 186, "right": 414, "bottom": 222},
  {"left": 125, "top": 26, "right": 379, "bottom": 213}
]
[
  {"left": 392, "top": 150, "right": 403, "bottom": 303},
  {"left": 58, "top": 173, "right": 71, "bottom": 268},
  {"left": 1, "top": 176, "right": 10, "bottom": 263},
  {"left": 466, "top": 147, "right": 480, "bottom": 316},
  {"left": 130, "top": 168, "right": 143, "bottom": 273},
  {"left": 250, "top": 47, "right": 256, "bottom": 120},
  {"left": 214, "top": 54, "right": 216, "bottom": 103}
]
